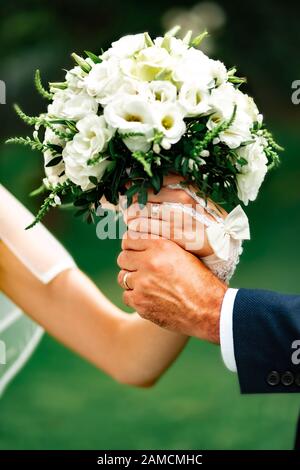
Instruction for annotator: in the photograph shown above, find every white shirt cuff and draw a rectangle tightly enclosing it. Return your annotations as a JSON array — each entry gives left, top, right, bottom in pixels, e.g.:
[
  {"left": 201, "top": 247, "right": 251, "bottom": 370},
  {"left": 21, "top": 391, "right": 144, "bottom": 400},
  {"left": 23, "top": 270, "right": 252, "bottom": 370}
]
[{"left": 220, "top": 288, "right": 239, "bottom": 372}]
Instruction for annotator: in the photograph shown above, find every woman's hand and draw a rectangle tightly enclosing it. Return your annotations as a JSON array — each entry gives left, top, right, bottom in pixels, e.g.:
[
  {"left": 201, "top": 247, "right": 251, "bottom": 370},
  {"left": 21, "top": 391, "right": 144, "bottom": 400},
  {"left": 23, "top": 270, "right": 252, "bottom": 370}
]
[{"left": 124, "top": 175, "right": 228, "bottom": 259}]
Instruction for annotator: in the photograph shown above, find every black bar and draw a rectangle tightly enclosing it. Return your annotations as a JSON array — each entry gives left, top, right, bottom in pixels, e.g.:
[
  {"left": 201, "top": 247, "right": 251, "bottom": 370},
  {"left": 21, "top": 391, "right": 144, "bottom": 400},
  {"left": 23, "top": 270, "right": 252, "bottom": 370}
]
[{"left": 0, "top": 450, "right": 299, "bottom": 467}]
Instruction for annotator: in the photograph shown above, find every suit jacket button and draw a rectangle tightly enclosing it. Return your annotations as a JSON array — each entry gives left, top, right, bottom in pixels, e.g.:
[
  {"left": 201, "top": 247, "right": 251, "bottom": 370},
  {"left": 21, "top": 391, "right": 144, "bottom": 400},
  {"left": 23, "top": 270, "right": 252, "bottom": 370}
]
[
  {"left": 267, "top": 371, "right": 280, "bottom": 386},
  {"left": 281, "top": 371, "right": 294, "bottom": 386},
  {"left": 295, "top": 373, "right": 300, "bottom": 387}
]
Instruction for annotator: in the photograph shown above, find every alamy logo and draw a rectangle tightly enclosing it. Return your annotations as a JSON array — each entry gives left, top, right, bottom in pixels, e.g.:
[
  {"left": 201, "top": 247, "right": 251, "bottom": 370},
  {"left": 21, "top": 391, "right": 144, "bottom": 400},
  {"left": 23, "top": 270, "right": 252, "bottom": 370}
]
[
  {"left": 291, "top": 80, "right": 300, "bottom": 105},
  {"left": 291, "top": 340, "right": 300, "bottom": 365},
  {"left": 0, "top": 80, "right": 6, "bottom": 104},
  {"left": 0, "top": 340, "right": 6, "bottom": 365}
]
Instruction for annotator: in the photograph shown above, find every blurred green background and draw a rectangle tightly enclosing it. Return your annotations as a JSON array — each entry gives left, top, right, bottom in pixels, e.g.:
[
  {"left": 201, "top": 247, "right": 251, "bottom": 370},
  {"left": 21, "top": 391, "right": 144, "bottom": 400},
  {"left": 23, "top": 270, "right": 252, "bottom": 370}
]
[{"left": 0, "top": 0, "right": 300, "bottom": 450}]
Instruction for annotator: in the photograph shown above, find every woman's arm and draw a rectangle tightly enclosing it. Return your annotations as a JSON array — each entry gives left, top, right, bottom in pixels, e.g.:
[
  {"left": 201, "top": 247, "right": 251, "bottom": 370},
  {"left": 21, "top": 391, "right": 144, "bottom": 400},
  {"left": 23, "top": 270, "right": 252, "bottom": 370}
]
[{"left": 0, "top": 240, "right": 188, "bottom": 387}]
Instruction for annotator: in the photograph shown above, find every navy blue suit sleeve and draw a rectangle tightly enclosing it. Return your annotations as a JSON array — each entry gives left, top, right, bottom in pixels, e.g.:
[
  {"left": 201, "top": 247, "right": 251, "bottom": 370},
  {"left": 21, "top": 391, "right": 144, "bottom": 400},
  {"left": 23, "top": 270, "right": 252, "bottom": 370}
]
[{"left": 233, "top": 288, "right": 300, "bottom": 393}]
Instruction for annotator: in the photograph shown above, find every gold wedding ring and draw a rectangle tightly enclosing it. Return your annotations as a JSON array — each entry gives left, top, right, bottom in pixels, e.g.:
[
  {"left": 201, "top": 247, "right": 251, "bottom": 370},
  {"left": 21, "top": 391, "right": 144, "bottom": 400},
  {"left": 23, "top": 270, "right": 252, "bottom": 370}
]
[{"left": 123, "top": 271, "right": 131, "bottom": 290}]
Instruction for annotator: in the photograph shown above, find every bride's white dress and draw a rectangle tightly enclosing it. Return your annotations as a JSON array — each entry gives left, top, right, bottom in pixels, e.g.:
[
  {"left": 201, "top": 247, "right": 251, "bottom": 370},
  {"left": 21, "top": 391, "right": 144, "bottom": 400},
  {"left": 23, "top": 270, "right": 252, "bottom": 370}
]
[{"left": 0, "top": 184, "right": 76, "bottom": 395}]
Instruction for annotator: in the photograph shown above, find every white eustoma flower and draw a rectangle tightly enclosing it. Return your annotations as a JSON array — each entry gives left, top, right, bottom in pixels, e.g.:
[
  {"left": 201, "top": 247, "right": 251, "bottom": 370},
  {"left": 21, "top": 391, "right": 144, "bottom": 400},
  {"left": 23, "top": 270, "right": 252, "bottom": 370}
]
[
  {"left": 47, "top": 90, "right": 69, "bottom": 117},
  {"left": 48, "top": 90, "right": 98, "bottom": 121},
  {"left": 235, "top": 89, "right": 263, "bottom": 125},
  {"left": 84, "top": 58, "right": 124, "bottom": 105},
  {"left": 153, "top": 102, "right": 186, "bottom": 150},
  {"left": 178, "top": 82, "right": 211, "bottom": 117},
  {"left": 61, "top": 114, "right": 113, "bottom": 191},
  {"left": 154, "top": 36, "right": 189, "bottom": 58},
  {"left": 64, "top": 151, "right": 110, "bottom": 191},
  {"left": 102, "top": 33, "right": 146, "bottom": 60},
  {"left": 172, "top": 48, "right": 213, "bottom": 89},
  {"left": 207, "top": 83, "right": 252, "bottom": 149},
  {"left": 65, "top": 66, "right": 86, "bottom": 93},
  {"left": 236, "top": 137, "right": 268, "bottom": 205},
  {"left": 104, "top": 96, "right": 155, "bottom": 152},
  {"left": 148, "top": 81, "right": 177, "bottom": 103},
  {"left": 72, "top": 114, "right": 113, "bottom": 157},
  {"left": 122, "top": 46, "right": 172, "bottom": 82},
  {"left": 209, "top": 59, "right": 228, "bottom": 86}
]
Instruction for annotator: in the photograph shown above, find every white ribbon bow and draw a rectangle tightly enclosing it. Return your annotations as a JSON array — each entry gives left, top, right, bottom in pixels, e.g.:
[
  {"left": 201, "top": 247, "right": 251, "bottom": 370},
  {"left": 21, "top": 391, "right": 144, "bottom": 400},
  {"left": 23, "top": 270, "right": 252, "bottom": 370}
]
[{"left": 206, "top": 205, "right": 250, "bottom": 261}]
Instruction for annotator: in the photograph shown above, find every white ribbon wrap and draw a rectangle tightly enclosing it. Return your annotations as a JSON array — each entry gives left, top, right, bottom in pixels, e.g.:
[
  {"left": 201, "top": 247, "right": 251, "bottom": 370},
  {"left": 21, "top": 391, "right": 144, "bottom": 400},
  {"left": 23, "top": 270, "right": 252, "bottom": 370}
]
[{"left": 206, "top": 205, "right": 250, "bottom": 261}]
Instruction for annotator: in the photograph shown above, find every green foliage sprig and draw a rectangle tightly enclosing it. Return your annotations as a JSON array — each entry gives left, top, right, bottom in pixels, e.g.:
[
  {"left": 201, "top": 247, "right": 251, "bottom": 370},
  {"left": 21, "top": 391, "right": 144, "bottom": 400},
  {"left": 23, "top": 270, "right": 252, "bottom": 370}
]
[
  {"left": 6, "top": 136, "right": 46, "bottom": 152},
  {"left": 34, "top": 70, "right": 53, "bottom": 100},
  {"left": 25, "top": 180, "right": 73, "bottom": 229}
]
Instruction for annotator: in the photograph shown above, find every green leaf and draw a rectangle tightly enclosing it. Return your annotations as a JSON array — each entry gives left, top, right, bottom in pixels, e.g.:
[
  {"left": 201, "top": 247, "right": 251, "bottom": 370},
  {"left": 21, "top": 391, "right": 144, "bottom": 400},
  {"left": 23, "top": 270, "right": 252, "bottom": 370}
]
[
  {"left": 144, "top": 32, "right": 154, "bottom": 47},
  {"left": 46, "top": 143, "right": 63, "bottom": 154},
  {"left": 138, "top": 188, "right": 147, "bottom": 208},
  {"left": 71, "top": 53, "right": 92, "bottom": 73},
  {"left": 190, "top": 122, "right": 205, "bottom": 133},
  {"left": 228, "top": 76, "right": 247, "bottom": 85},
  {"left": 150, "top": 174, "right": 161, "bottom": 193},
  {"left": 75, "top": 207, "right": 88, "bottom": 217},
  {"left": 49, "top": 81, "right": 68, "bottom": 90},
  {"left": 84, "top": 50, "right": 102, "bottom": 64},
  {"left": 105, "top": 161, "right": 117, "bottom": 174},
  {"left": 74, "top": 198, "right": 89, "bottom": 207},
  {"left": 132, "top": 151, "right": 153, "bottom": 177},
  {"left": 86, "top": 211, "right": 95, "bottom": 224},
  {"left": 190, "top": 30, "right": 208, "bottom": 48},
  {"left": 29, "top": 183, "right": 46, "bottom": 197},
  {"left": 126, "top": 184, "right": 140, "bottom": 199},
  {"left": 182, "top": 157, "right": 189, "bottom": 176},
  {"left": 164, "top": 25, "right": 181, "bottom": 38},
  {"left": 88, "top": 176, "right": 98, "bottom": 186},
  {"left": 45, "top": 156, "right": 62, "bottom": 167}
]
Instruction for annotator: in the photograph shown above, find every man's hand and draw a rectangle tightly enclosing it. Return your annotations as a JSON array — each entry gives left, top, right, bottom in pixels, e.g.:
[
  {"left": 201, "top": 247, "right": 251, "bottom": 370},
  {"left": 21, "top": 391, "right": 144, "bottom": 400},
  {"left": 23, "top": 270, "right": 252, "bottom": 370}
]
[{"left": 117, "top": 231, "right": 228, "bottom": 344}]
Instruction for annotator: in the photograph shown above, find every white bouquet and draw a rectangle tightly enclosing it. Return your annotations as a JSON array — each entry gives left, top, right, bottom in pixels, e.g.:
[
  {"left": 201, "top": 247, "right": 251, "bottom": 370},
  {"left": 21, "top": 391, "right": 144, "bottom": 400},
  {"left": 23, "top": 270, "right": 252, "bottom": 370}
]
[{"left": 7, "top": 27, "right": 282, "bottom": 227}]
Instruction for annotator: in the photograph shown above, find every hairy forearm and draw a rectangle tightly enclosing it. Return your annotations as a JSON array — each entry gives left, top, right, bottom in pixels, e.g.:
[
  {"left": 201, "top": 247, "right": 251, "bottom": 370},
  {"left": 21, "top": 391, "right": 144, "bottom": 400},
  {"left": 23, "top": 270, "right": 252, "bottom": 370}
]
[{"left": 0, "top": 241, "right": 187, "bottom": 386}]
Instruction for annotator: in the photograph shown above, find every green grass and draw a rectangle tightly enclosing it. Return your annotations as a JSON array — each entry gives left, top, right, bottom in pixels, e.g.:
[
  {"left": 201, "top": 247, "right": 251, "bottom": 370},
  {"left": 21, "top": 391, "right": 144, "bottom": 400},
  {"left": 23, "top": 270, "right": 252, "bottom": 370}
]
[
  {"left": 0, "top": 320, "right": 298, "bottom": 450},
  {"left": 0, "top": 125, "right": 300, "bottom": 449}
]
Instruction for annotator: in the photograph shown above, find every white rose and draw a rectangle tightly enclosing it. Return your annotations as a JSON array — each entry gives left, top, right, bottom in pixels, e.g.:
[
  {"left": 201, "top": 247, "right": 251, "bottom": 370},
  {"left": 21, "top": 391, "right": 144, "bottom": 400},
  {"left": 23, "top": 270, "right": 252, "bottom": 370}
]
[
  {"left": 48, "top": 90, "right": 98, "bottom": 121},
  {"left": 178, "top": 83, "right": 211, "bottom": 117},
  {"left": 207, "top": 83, "right": 252, "bottom": 148},
  {"left": 102, "top": 34, "right": 146, "bottom": 60},
  {"left": 236, "top": 138, "right": 268, "bottom": 204},
  {"left": 104, "top": 96, "right": 155, "bottom": 152},
  {"left": 153, "top": 102, "right": 186, "bottom": 150}
]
